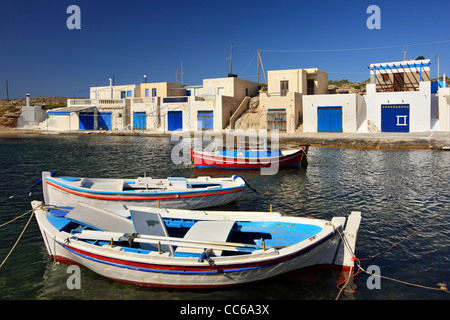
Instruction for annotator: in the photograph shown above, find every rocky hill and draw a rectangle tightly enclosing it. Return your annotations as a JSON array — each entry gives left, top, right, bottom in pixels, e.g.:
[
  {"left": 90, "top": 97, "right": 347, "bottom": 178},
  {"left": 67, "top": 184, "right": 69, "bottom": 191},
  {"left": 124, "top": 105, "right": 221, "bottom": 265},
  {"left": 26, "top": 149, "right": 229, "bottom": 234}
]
[{"left": 0, "top": 96, "right": 73, "bottom": 128}]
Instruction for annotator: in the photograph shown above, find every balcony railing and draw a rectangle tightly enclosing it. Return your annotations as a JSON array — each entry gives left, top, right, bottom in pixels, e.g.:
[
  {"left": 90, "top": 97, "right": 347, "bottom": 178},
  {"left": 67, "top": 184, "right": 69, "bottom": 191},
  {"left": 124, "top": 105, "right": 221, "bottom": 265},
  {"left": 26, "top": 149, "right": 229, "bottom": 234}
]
[
  {"left": 68, "top": 99, "right": 92, "bottom": 106},
  {"left": 162, "top": 96, "right": 189, "bottom": 103},
  {"left": 67, "top": 99, "right": 126, "bottom": 107}
]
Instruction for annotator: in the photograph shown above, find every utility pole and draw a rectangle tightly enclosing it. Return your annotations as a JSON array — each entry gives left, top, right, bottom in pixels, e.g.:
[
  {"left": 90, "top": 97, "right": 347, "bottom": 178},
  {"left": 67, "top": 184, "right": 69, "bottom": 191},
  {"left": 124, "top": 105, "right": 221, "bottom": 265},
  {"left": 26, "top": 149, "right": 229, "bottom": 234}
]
[
  {"left": 229, "top": 42, "right": 233, "bottom": 75},
  {"left": 226, "top": 42, "right": 234, "bottom": 76},
  {"left": 6, "top": 80, "right": 9, "bottom": 102},
  {"left": 433, "top": 55, "right": 440, "bottom": 79},
  {"left": 175, "top": 67, "right": 178, "bottom": 84},
  {"left": 257, "top": 50, "right": 267, "bottom": 85},
  {"left": 180, "top": 62, "right": 184, "bottom": 85},
  {"left": 257, "top": 49, "right": 260, "bottom": 85}
]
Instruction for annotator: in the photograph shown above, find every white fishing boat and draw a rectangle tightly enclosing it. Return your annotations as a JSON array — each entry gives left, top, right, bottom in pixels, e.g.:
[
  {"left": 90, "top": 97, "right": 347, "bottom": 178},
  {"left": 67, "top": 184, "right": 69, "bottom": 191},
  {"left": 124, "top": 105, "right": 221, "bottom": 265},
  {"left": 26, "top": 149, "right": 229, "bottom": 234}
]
[
  {"left": 42, "top": 171, "right": 245, "bottom": 210},
  {"left": 32, "top": 200, "right": 361, "bottom": 289}
]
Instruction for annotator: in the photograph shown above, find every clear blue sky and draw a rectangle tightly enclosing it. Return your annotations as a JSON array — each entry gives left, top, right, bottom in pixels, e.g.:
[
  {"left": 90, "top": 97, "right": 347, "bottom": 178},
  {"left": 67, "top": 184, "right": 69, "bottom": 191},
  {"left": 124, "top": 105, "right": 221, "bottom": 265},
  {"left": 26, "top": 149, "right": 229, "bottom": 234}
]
[{"left": 1, "top": 0, "right": 449, "bottom": 98}]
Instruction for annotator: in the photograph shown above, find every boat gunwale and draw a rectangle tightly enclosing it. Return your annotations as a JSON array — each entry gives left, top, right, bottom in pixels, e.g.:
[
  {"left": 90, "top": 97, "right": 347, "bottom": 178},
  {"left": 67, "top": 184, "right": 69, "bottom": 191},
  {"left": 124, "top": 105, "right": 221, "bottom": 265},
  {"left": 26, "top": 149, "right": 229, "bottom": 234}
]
[
  {"left": 190, "top": 147, "right": 305, "bottom": 162},
  {"left": 35, "top": 205, "right": 338, "bottom": 271},
  {"left": 44, "top": 177, "right": 245, "bottom": 197}
]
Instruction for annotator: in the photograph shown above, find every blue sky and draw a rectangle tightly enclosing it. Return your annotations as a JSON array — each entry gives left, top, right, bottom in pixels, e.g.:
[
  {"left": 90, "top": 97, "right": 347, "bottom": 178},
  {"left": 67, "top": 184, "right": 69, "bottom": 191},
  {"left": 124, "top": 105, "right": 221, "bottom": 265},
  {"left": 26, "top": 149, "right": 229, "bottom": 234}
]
[{"left": 0, "top": 0, "right": 449, "bottom": 98}]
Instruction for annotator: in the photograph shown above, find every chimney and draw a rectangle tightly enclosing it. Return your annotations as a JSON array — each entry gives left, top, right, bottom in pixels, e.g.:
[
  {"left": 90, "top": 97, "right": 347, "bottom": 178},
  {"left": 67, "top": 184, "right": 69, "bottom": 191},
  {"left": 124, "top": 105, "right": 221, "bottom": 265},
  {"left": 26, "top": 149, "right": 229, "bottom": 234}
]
[{"left": 26, "top": 93, "right": 30, "bottom": 107}]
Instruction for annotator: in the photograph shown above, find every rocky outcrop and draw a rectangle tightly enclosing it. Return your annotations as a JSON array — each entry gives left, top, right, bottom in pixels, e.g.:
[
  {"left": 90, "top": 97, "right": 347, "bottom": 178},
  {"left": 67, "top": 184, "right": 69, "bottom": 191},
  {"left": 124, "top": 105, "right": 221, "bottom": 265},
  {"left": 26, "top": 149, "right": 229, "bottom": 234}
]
[{"left": 234, "top": 96, "right": 260, "bottom": 130}]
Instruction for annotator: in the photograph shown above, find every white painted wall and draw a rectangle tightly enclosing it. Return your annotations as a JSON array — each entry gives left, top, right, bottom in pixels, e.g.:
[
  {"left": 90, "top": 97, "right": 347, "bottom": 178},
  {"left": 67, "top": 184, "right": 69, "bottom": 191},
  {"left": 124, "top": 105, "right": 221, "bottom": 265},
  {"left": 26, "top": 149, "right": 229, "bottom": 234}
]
[
  {"left": 438, "top": 87, "right": 450, "bottom": 131},
  {"left": 365, "top": 81, "right": 431, "bottom": 132},
  {"left": 302, "top": 93, "right": 363, "bottom": 132}
]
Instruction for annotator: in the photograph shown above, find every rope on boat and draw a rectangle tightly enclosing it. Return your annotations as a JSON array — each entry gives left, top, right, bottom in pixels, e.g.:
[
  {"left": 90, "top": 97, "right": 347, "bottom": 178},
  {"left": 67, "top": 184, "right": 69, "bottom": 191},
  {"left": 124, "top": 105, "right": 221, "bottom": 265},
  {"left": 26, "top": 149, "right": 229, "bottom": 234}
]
[
  {"left": 335, "top": 211, "right": 450, "bottom": 299},
  {"left": 0, "top": 172, "right": 55, "bottom": 203},
  {"left": 234, "top": 175, "right": 261, "bottom": 195}
]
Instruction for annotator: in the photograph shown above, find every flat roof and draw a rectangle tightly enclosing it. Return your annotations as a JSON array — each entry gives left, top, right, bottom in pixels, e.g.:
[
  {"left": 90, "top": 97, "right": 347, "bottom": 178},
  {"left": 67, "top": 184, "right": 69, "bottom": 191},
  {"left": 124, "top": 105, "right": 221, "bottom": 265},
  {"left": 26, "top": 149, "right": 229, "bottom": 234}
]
[{"left": 47, "top": 106, "right": 96, "bottom": 114}]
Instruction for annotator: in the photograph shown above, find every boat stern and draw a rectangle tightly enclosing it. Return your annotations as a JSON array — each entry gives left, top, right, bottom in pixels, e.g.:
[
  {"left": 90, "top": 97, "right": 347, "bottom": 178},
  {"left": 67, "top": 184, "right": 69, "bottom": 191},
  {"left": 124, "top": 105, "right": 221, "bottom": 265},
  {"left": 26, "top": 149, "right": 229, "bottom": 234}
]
[{"left": 333, "top": 211, "right": 362, "bottom": 269}]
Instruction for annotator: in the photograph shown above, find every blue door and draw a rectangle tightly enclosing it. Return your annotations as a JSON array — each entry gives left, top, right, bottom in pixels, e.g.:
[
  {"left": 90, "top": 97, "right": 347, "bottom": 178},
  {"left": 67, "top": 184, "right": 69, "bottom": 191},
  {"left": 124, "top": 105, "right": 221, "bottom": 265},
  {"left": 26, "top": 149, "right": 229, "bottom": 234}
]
[
  {"left": 133, "top": 112, "right": 147, "bottom": 130},
  {"left": 317, "top": 107, "right": 343, "bottom": 132},
  {"left": 197, "top": 111, "right": 213, "bottom": 130},
  {"left": 168, "top": 111, "right": 183, "bottom": 131},
  {"left": 381, "top": 104, "right": 409, "bottom": 132},
  {"left": 98, "top": 112, "right": 111, "bottom": 130},
  {"left": 79, "top": 112, "right": 94, "bottom": 130}
]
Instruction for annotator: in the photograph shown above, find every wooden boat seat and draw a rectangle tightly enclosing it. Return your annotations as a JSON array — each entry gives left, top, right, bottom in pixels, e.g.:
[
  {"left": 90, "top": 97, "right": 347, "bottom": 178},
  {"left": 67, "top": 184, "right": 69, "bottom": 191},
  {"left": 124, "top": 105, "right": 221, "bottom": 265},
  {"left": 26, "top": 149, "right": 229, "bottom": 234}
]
[
  {"left": 129, "top": 209, "right": 174, "bottom": 254},
  {"left": 65, "top": 202, "right": 135, "bottom": 233},
  {"left": 175, "top": 221, "right": 236, "bottom": 256}
]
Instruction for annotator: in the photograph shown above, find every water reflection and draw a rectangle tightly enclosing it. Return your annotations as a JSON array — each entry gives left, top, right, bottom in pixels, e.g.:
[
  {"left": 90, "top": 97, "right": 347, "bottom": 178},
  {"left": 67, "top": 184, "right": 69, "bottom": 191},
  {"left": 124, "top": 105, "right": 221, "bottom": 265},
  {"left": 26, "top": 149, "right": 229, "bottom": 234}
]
[{"left": 0, "top": 136, "right": 449, "bottom": 300}]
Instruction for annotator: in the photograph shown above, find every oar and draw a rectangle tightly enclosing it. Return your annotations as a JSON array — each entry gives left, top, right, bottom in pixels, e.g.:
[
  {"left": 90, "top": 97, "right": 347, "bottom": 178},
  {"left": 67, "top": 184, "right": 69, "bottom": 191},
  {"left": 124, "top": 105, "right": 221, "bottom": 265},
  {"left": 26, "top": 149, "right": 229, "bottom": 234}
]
[{"left": 74, "top": 230, "right": 266, "bottom": 253}]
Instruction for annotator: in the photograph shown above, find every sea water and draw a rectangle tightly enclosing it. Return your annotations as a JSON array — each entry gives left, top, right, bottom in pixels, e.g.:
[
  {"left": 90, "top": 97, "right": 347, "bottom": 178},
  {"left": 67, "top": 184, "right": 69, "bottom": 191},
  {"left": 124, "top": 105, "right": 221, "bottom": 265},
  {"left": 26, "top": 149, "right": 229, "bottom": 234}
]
[{"left": 0, "top": 135, "right": 448, "bottom": 300}]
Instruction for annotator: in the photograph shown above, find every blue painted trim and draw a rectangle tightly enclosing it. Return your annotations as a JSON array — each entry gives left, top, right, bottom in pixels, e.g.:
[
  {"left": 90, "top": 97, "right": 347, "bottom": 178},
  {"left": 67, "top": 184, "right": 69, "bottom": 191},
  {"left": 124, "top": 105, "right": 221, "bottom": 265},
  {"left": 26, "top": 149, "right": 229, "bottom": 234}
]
[
  {"left": 45, "top": 177, "right": 242, "bottom": 195},
  {"left": 57, "top": 231, "right": 335, "bottom": 276},
  {"left": 368, "top": 61, "right": 430, "bottom": 70}
]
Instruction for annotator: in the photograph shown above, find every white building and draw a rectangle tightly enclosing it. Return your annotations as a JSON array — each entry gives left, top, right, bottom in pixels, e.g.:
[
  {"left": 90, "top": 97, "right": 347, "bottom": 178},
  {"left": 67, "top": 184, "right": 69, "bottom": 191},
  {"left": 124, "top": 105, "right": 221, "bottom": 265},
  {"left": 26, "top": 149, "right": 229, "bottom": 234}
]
[{"left": 364, "top": 59, "right": 436, "bottom": 132}]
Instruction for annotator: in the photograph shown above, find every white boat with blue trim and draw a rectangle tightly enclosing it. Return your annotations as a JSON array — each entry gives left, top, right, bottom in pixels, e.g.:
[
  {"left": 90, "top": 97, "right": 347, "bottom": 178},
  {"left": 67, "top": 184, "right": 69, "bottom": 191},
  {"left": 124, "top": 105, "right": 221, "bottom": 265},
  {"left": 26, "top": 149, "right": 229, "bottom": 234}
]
[
  {"left": 42, "top": 171, "right": 245, "bottom": 210},
  {"left": 32, "top": 200, "right": 361, "bottom": 289}
]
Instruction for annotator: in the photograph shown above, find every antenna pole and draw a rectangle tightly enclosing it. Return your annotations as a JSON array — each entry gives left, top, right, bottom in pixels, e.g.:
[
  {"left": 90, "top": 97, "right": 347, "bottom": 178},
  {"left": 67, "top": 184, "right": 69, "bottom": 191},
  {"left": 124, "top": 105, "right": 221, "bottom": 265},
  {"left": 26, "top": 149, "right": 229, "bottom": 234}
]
[
  {"left": 230, "top": 42, "right": 233, "bottom": 74},
  {"left": 180, "top": 62, "right": 184, "bottom": 85},
  {"left": 257, "top": 49, "right": 260, "bottom": 85}
]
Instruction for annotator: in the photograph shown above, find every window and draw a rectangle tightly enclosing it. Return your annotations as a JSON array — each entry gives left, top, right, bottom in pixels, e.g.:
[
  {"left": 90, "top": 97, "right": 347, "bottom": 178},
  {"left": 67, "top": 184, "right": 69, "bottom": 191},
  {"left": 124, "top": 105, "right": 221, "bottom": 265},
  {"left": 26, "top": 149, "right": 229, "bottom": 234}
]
[
  {"left": 307, "top": 79, "right": 314, "bottom": 95},
  {"left": 127, "top": 91, "right": 132, "bottom": 97},
  {"left": 152, "top": 88, "right": 157, "bottom": 97},
  {"left": 121, "top": 91, "right": 126, "bottom": 99},
  {"left": 145, "top": 89, "right": 149, "bottom": 97},
  {"left": 280, "top": 81, "right": 288, "bottom": 96}
]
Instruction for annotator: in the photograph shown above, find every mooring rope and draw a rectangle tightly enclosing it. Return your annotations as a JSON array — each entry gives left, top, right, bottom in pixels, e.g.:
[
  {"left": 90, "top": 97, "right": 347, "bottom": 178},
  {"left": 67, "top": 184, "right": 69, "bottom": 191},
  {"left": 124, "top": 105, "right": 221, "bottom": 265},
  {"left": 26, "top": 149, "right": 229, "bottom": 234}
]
[
  {"left": 234, "top": 175, "right": 261, "bottom": 195},
  {"left": 0, "top": 208, "right": 34, "bottom": 228},
  {"left": 0, "top": 208, "right": 36, "bottom": 270},
  {"left": 335, "top": 211, "right": 450, "bottom": 299}
]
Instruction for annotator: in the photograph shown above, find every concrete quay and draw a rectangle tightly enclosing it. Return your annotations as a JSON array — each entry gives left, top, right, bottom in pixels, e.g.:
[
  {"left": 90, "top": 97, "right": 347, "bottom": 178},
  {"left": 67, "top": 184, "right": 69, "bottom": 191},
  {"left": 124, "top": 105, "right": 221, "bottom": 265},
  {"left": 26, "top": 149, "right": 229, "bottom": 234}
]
[{"left": 1, "top": 128, "right": 449, "bottom": 150}]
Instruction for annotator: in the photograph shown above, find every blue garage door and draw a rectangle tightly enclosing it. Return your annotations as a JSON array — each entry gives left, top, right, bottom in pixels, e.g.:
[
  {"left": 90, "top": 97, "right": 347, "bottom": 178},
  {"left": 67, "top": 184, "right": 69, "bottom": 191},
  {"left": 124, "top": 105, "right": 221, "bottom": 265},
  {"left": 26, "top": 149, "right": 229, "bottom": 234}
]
[
  {"left": 98, "top": 112, "right": 111, "bottom": 130},
  {"left": 318, "top": 106, "right": 343, "bottom": 132},
  {"left": 197, "top": 111, "right": 213, "bottom": 130},
  {"left": 133, "top": 112, "right": 147, "bottom": 130},
  {"left": 168, "top": 111, "right": 183, "bottom": 131},
  {"left": 79, "top": 112, "right": 94, "bottom": 130},
  {"left": 381, "top": 104, "right": 409, "bottom": 132}
]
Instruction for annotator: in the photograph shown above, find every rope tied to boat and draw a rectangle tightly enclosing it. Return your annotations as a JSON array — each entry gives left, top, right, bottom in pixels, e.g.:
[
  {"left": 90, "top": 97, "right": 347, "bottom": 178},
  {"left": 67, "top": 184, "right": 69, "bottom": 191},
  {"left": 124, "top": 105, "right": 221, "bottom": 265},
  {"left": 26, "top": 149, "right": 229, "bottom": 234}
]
[
  {"left": 0, "top": 207, "right": 39, "bottom": 270},
  {"left": 233, "top": 175, "right": 261, "bottom": 195},
  {"left": 0, "top": 172, "right": 56, "bottom": 203},
  {"left": 335, "top": 210, "right": 450, "bottom": 299}
]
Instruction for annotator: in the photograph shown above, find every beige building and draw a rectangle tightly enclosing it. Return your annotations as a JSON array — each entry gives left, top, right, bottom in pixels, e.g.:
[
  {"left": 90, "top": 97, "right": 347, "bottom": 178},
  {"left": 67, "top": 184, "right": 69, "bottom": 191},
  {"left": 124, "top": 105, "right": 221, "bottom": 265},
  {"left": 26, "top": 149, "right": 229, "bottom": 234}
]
[
  {"left": 258, "top": 68, "right": 328, "bottom": 133},
  {"left": 160, "top": 76, "right": 259, "bottom": 132},
  {"left": 131, "top": 82, "right": 185, "bottom": 130}
]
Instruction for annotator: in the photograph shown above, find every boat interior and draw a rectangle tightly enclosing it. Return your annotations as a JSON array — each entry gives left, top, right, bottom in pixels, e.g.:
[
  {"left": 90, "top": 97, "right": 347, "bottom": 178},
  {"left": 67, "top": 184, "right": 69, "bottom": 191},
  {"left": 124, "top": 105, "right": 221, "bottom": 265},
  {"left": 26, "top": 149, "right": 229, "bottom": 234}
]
[{"left": 45, "top": 204, "right": 323, "bottom": 258}]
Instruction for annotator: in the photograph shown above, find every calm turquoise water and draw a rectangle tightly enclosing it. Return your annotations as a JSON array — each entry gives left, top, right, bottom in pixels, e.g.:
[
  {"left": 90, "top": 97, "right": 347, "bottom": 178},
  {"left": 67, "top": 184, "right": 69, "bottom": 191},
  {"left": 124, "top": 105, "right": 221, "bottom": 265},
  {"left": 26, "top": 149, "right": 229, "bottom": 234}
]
[{"left": 0, "top": 135, "right": 449, "bottom": 300}]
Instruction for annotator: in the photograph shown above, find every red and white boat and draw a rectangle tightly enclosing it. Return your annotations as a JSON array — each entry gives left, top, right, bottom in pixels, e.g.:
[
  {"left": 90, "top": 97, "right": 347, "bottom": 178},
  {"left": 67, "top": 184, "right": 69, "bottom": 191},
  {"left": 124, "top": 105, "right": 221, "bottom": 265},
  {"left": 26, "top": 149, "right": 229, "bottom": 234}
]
[
  {"left": 42, "top": 171, "right": 245, "bottom": 210},
  {"left": 189, "top": 144, "right": 309, "bottom": 170},
  {"left": 32, "top": 200, "right": 361, "bottom": 289}
]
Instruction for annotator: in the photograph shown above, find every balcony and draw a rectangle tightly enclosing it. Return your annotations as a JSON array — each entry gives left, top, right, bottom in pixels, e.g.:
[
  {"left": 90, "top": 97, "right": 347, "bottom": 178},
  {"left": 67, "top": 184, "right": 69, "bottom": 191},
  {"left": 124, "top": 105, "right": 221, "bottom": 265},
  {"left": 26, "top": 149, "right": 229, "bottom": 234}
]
[
  {"left": 162, "top": 96, "right": 189, "bottom": 103},
  {"left": 68, "top": 99, "right": 126, "bottom": 108}
]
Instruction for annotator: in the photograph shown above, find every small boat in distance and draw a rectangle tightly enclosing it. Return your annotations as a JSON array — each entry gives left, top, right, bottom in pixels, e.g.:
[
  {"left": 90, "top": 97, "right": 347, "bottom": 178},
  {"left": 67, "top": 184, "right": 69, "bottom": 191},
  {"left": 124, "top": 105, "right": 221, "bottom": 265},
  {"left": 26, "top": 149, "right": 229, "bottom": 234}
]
[
  {"left": 32, "top": 200, "right": 361, "bottom": 289},
  {"left": 189, "top": 144, "right": 309, "bottom": 170},
  {"left": 42, "top": 171, "right": 245, "bottom": 210}
]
